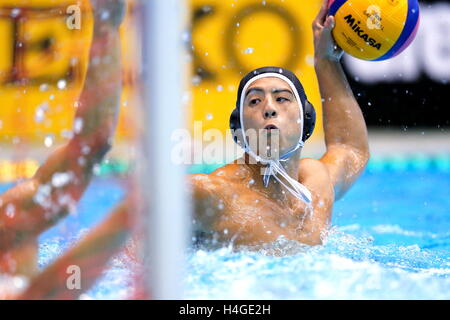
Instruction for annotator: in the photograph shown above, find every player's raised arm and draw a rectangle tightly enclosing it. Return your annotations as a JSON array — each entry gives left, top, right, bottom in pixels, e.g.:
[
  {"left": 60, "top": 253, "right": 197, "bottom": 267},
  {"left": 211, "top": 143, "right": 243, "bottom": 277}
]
[
  {"left": 0, "top": 0, "right": 126, "bottom": 250},
  {"left": 313, "top": 0, "right": 370, "bottom": 200}
]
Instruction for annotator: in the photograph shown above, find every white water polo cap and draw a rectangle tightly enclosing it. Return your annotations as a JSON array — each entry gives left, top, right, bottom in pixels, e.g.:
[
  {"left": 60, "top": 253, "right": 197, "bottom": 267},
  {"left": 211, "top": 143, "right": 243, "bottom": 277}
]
[{"left": 229, "top": 67, "right": 316, "bottom": 204}]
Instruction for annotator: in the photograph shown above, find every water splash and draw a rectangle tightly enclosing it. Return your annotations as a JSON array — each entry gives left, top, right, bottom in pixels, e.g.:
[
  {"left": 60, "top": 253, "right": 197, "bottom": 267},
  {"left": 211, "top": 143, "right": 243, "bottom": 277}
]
[{"left": 184, "top": 228, "right": 450, "bottom": 299}]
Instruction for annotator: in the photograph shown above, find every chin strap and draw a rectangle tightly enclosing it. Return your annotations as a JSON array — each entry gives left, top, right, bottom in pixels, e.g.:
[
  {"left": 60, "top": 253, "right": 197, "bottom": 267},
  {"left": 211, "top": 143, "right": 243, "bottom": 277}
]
[{"left": 246, "top": 140, "right": 312, "bottom": 204}]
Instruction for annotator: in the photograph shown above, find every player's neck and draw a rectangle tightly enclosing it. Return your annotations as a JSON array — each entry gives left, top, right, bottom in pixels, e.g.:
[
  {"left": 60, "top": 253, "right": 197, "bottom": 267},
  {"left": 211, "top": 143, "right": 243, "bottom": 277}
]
[{"left": 244, "top": 150, "right": 301, "bottom": 206}]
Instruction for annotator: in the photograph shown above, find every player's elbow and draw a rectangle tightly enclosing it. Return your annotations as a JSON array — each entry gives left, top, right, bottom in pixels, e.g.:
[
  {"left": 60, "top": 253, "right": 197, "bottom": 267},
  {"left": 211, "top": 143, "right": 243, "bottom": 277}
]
[
  {"left": 96, "top": 140, "right": 113, "bottom": 160},
  {"left": 350, "top": 144, "right": 370, "bottom": 173},
  {"left": 362, "top": 148, "right": 371, "bottom": 172},
  {"left": 359, "top": 148, "right": 370, "bottom": 169},
  {"left": 359, "top": 135, "right": 371, "bottom": 163},
  {"left": 68, "top": 134, "right": 113, "bottom": 163},
  {"left": 87, "top": 138, "right": 113, "bottom": 164}
]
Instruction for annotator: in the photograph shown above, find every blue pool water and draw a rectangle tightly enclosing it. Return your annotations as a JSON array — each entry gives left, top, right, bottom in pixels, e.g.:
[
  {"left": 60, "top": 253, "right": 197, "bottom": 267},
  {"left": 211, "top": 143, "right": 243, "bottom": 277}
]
[
  {"left": 183, "top": 166, "right": 450, "bottom": 299},
  {"left": 3, "top": 162, "right": 449, "bottom": 299}
]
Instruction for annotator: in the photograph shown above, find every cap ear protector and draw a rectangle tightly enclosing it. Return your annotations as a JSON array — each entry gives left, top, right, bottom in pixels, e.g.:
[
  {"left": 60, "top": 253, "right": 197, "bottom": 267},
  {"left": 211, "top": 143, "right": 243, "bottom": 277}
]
[{"left": 230, "top": 67, "right": 316, "bottom": 145}]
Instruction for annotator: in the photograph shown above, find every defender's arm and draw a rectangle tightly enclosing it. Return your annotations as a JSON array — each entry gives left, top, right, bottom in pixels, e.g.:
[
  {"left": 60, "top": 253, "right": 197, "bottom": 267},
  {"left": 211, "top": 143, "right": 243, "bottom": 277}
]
[
  {"left": 0, "top": 1, "right": 126, "bottom": 250},
  {"left": 16, "top": 198, "right": 133, "bottom": 300}
]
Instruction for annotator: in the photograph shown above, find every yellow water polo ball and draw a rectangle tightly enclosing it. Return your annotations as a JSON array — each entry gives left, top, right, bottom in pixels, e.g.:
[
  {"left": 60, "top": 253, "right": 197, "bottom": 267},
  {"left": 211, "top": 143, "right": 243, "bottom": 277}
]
[{"left": 328, "top": 0, "right": 420, "bottom": 61}]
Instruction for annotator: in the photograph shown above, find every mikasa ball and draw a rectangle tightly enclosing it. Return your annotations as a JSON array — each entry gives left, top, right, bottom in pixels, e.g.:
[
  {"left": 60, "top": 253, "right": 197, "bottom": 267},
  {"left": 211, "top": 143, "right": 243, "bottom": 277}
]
[{"left": 328, "top": 0, "right": 420, "bottom": 61}]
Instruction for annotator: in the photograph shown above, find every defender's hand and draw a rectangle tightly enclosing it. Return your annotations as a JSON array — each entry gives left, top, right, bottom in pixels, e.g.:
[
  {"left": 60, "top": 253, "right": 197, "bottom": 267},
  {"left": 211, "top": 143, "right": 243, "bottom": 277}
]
[
  {"left": 312, "top": 0, "right": 343, "bottom": 63},
  {"left": 90, "top": 0, "right": 126, "bottom": 28}
]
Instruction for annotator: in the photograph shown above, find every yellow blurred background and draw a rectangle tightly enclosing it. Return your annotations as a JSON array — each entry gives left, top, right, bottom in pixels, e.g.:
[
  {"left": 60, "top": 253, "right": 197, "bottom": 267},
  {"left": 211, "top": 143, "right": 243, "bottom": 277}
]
[{"left": 0, "top": 0, "right": 324, "bottom": 177}]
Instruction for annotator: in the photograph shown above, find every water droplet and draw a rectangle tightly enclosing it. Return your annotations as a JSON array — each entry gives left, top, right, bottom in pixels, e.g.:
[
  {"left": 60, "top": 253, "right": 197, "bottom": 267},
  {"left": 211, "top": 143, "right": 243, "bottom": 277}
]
[
  {"left": 10, "top": 8, "right": 21, "bottom": 18},
  {"left": 305, "top": 54, "right": 315, "bottom": 66},
  {"left": 57, "top": 79, "right": 67, "bottom": 90},
  {"left": 6, "top": 204, "right": 15, "bottom": 218},
  {"left": 78, "top": 156, "right": 86, "bottom": 166},
  {"left": 44, "top": 135, "right": 54, "bottom": 147},
  {"left": 192, "top": 75, "right": 202, "bottom": 86},
  {"left": 93, "top": 164, "right": 102, "bottom": 175},
  {"left": 82, "top": 145, "right": 91, "bottom": 155},
  {"left": 74, "top": 117, "right": 83, "bottom": 134},
  {"left": 100, "top": 9, "right": 110, "bottom": 20},
  {"left": 216, "top": 85, "right": 224, "bottom": 92},
  {"left": 206, "top": 114, "right": 213, "bottom": 120},
  {"left": 35, "top": 102, "right": 49, "bottom": 123},
  {"left": 51, "top": 172, "right": 72, "bottom": 188},
  {"left": 181, "top": 30, "right": 191, "bottom": 43},
  {"left": 39, "top": 83, "right": 49, "bottom": 92},
  {"left": 243, "top": 48, "right": 254, "bottom": 54},
  {"left": 13, "top": 276, "right": 27, "bottom": 289}
]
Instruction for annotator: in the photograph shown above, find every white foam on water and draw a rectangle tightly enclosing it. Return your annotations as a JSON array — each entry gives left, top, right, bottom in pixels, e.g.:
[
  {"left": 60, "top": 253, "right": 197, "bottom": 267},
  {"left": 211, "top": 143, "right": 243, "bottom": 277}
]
[{"left": 35, "top": 225, "right": 450, "bottom": 300}]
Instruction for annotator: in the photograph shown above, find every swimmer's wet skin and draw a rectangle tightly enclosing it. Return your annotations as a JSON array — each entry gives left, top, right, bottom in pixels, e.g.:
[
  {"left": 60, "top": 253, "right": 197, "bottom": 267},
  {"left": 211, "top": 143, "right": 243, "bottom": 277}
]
[
  {"left": 0, "top": 0, "right": 128, "bottom": 298},
  {"left": 189, "top": 0, "right": 370, "bottom": 247}
]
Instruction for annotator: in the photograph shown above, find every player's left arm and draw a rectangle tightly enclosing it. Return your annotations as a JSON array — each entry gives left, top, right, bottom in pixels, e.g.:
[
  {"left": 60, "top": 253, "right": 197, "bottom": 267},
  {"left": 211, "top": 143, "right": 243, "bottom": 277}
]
[
  {"left": 312, "top": 0, "right": 370, "bottom": 201},
  {"left": 0, "top": 0, "right": 126, "bottom": 250}
]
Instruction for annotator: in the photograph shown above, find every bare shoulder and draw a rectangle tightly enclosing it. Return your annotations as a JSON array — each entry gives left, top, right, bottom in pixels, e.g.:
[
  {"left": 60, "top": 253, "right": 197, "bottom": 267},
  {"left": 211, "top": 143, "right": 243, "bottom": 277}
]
[
  {"left": 299, "top": 158, "right": 334, "bottom": 195},
  {"left": 188, "top": 162, "right": 248, "bottom": 193}
]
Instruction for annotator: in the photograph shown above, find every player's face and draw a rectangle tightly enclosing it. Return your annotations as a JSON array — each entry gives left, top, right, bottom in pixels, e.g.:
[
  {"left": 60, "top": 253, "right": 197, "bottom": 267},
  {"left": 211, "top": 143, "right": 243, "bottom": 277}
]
[{"left": 242, "top": 77, "right": 302, "bottom": 158}]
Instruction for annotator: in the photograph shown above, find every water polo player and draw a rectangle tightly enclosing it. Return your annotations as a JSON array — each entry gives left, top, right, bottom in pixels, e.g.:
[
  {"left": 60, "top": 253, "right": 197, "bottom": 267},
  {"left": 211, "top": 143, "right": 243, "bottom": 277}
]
[{"left": 189, "top": 0, "right": 370, "bottom": 246}]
